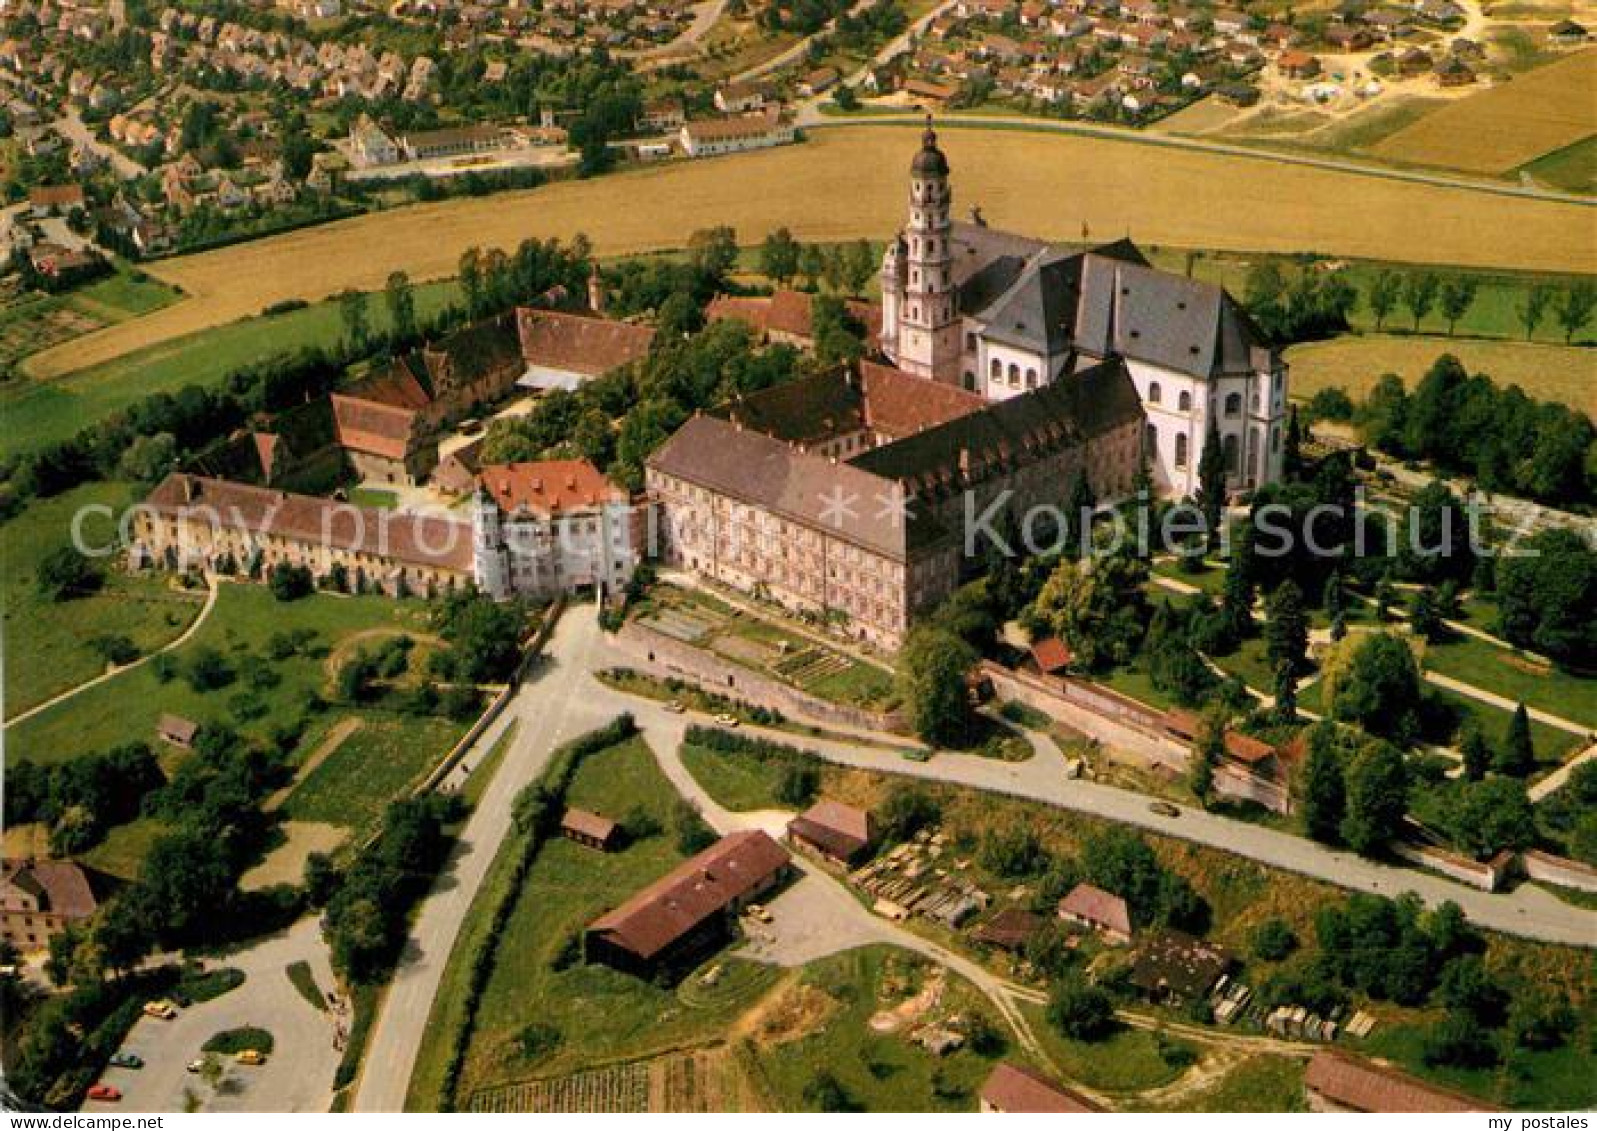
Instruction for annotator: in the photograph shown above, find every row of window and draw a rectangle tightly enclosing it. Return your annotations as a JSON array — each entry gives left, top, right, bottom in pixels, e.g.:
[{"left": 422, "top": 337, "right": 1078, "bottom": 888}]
[
  {"left": 1147, "top": 382, "right": 1281, "bottom": 418},
  {"left": 990, "top": 358, "right": 1040, "bottom": 390}
]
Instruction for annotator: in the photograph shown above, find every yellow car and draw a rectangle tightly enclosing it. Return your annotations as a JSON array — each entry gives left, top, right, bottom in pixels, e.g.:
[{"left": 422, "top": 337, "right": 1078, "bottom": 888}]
[
  {"left": 142, "top": 1000, "right": 178, "bottom": 1020},
  {"left": 235, "top": 1050, "right": 267, "bottom": 1066}
]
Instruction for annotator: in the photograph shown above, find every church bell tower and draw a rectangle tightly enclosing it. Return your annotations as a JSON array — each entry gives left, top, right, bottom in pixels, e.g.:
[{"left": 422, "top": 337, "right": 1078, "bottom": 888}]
[{"left": 892, "top": 120, "right": 962, "bottom": 385}]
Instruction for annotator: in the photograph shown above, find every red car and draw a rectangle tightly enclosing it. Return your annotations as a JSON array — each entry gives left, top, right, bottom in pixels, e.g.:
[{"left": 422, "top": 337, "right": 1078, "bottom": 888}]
[{"left": 86, "top": 1084, "right": 122, "bottom": 1103}]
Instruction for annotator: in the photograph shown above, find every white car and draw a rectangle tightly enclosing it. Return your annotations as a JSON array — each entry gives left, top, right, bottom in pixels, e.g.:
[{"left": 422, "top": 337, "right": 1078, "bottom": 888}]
[{"left": 714, "top": 713, "right": 740, "bottom": 728}]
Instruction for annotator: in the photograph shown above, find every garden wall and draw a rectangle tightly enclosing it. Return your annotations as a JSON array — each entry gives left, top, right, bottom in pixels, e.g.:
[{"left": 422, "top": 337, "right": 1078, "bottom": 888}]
[
  {"left": 1520, "top": 849, "right": 1597, "bottom": 894},
  {"left": 610, "top": 620, "right": 905, "bottom": 733}
]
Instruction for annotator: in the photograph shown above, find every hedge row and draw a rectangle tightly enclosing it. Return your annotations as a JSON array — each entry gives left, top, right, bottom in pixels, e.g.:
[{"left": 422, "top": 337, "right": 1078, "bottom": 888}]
[{"left": 435, "top": 714, "right": 637, "bottom": 1110}]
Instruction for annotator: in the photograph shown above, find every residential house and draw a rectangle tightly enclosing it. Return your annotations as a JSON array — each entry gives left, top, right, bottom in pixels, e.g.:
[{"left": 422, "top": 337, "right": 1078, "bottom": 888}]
[
  {"left": 1, "top": 859, "right": 100, "bottom": 952},
  {"left": 787, "top": 799, "right": 874, "bottom": 865},
  {"left": 979, "top": 1064, "right": 1102, "bottom": 1113},
  {"left": 1057, "top": 882, "right": 1133, "bottom": 944}
]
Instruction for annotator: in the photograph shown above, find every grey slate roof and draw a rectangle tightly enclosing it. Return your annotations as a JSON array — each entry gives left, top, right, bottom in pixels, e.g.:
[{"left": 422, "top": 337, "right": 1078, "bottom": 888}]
[{"left": 648, "top": 413, "right": 942, "bottom": 560}]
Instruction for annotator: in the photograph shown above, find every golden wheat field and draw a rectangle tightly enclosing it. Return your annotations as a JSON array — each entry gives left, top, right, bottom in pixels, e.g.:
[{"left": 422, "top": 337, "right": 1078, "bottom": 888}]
[
  {"left": 1286, "top": 334, "right": 1597, "bottom": 414},
  {"left": 1372, "top": 49, "right": 1597, "bottom": 175},
  {"left": 28, "top": 124, "right": 1597, "bottom": 378}
]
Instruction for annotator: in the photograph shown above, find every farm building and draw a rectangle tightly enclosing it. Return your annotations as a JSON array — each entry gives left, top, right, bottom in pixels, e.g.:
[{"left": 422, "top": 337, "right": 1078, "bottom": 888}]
[
  {"left": 560, "top": 808, "right": 619, "bottom": 851},
  {"left": 1129, "top": 930, "right": 1234, "bottom": 1004},
  {"left": 514, "top": 308, "right": 656, "bottom": 393},
  {"left": 1057, "top": 882, "right": 1133, "bottom": 944},
  {"left": 1304, "top": 1051, "right": 1498, "bottom": 1113},
  {"left": 970, "top": 907, "right": 1046, "bottom": 952},
  {"left": 157, "top": 714, "right": 200, "bottom": 748},
  {"left": 787, "top": 799, "right": 874, "bottom": 865},
  {"left": 1, "top": 859, "right": 100, "bottom": 951},
  {"left": 979, "top": 1063, "right": 1102, "bottom": 1112},
  {"left": 585, "top": 830, "right": 792, "bottom": 974}
]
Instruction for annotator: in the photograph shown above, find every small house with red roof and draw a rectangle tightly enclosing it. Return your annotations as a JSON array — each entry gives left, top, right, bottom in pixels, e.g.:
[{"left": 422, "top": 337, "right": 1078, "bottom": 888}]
[{"left": 1057, "top": 881, "right": 1133, "bottom": 944}]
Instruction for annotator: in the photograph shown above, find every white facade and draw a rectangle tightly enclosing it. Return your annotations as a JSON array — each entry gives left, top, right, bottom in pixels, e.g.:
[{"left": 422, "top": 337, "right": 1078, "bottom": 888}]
[
  {"left": 472, "top": 490, "right": 638, "bottom": 601},
  {"left": 880, "top": 127, "right": 1288, "bottom": 496}
]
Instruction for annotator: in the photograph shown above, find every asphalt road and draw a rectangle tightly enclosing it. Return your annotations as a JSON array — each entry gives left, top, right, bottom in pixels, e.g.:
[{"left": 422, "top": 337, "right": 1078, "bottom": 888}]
[{"left": 351, "top": 605, "right": 615, "bottom": 1112}]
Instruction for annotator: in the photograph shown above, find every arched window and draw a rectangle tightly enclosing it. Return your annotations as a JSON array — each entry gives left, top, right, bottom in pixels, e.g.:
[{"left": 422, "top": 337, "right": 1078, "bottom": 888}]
[
  {"left": 1178, "top": 390, "right": 1192, "bottom": 411},
  {"left": 1225, "top": 392, "right": 1242, "bottom": 417},
  {"left": 990, "top": 358, "right": 1002, "bottom": 380},
  {"left": 966, "top": 332, "right": 978, "bottom": 352},
  {"left": 1008, "top": 363, "right": 1020, "bottom": 387},
  {"left": 964, "top": 371, "right": 976, "bottom": 390},
  {"left": 1175, "top": 432, "right": 1189, "bottom": 468},
  {"left": 1025, "top": 368, "right": 1038, "bottom": 388},
  {"left": 1223, "top": 433, "right": 1239, "bottom": 472},
  {"left": 1146, "top": 423, "right": 1158, "bottom": 454},
  {"left": 1148, "top": 381, "right": 1162, "bottom": 404}
]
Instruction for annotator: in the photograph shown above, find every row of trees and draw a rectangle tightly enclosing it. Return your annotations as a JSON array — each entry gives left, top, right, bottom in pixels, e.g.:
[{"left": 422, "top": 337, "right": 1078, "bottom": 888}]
[
  {"left": 1356, "top": 354, "right": 1595, "bottom": 506},
  {"left": 758, "top": 227, "right": 879, "bottom": 297}
]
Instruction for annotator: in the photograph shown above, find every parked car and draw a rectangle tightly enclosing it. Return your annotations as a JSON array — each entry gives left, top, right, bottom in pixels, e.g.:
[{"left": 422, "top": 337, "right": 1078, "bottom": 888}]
[
  {"left": 142, "top": 1000, "right": 178, "bottom": 1020},
  {"left": 86, "top": 1084, "right": 121, "bottom": 1102},
  {"left": 235, "top": 1050, "right": 267, "bottom": 1066},
  {"left": 108, "top": 1052, "right": 143, "bottom": 1069},
  {"left": 1148, "top": 800, "right": 1180, "bottom": 818},
  {"left": 665, "top": 700, "right": 686, "bottom": 714},
  {"left": 901, "top": 748, "right": 931, "bottom": 762},
  {"left": 186, "top": 1059, "right": 207, "bottom": 1075},
  {"left": 714, "top": 713, "right": 739, "bottom": 728}
]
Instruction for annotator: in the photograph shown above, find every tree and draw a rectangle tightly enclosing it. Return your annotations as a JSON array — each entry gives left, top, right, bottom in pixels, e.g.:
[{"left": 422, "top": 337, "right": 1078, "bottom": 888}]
[
  {"left": 1190, "top": 712, "right": 1222, "bottom": 805},
  {"left": 1437, "top": 276, "right": 1478, "bottom": 335},
  {"left": 1495, "top": 702, "right": 1535, "bottom": 777},
  {"left": 759, "top": 226, "right": 801, "bottom": 285},
  {"left": 1301, "top": 722, "right": 1346, "bottom": 844},
  {"left": 1218, "top": 553, "right": 1255, "bottom": 646},
  {"left": 797, "top": 243, "right": 826, "bottom": 290},
  {"left": 1032, "top": 551, "right": 1149, "bottom": 671},
  {"left": 1458, "top": 723, "right": 1492, "bottom": 782},
  {"left": 897, "top": 626, "right": 975, "bottom": 745},
  {"left": 458, "top": 246, "right": 483, "bottom": 318},
  {"left": 1282, "top": 406, "right": 1306, "bottom": 481},
  {"left": 1438, "top": 955, "right": 1508, "bottom": 1027},
  {"left": 878, "top": 784, "right": 940, "bottom": 842},
  {"left": 1444, "top": 777, "right": 1536, "bottom": 859},
  {"left": 36, "top": 544, "right": 103, "bottom": 602},
  {"left": 1196, "top": 420, "right": 1227, "bottom": 547},
  {"left": 269, "top": 563, "right": 313, "bottom": 601},
  {"left": 1273, "top": 660, "right": 1299, "bottom": 725},
  {"left": 1402, "top": 272, "right": 1439, "bottom": 331},
  {"left": 1366, "top": 269, "right": 1401, "bottom": 331},
  {"left": 1340, "top": 739, "right": 1409, "bottom": 855},
  {"left": 688, "top": 225, "right": 739, "bottom": 289},
  {"left": 1329, "top": 633, "right": 1424, "bottom": 745},
  {"left": 1251, "top": 917, "right": 1298, "bottom": 962},
  {"left": 1045, "top": 979, "right": 1116, "bottom": 1041},
  {"left": 841, "top": 238, "right": 875, "bottom": 296},
  {"left": 118, "top": 432, "right": 178, "bottom": 482},
  {"left": 1494, "top": 528, "right": 1596, "bottom": 665},
  {"left": 384, "top": 270, "right": 416, "bottom": 343},
  {"left": 1264, "top": 580, "right": 1309, "bottom": 675},
  {"left": 1408, "top": 588, "right": 1443, "bottom": 642},
  {"left": 1553, "top": 281, "right": 1595, "bottom": 343},
  {"left": 1517, "top": 283, "right": 1551, "bottom": 341},
  {"left": 803, "top": 1070, "right": 859, "bottom": 1112},
  {"left": 338, "top": 288, "right": 369, "bottom": 352}
]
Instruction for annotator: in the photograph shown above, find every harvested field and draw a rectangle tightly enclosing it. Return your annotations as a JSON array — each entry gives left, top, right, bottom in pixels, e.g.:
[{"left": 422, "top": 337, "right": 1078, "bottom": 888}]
[
  {"left": 28, "top": 124, "right": 1597, "bottom": 379},
  {"left": 1284, "top": 334, "right": 1597, "bottom": 415},
  {"left": 1371, "top": 49, "right": 1597, "bottom": 174}
]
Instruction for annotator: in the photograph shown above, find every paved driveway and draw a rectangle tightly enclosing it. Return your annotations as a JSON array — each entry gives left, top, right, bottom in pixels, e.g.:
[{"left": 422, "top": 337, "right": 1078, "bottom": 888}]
[{"left": 90, "top": 917, "right": 338, "bottom": 1113}]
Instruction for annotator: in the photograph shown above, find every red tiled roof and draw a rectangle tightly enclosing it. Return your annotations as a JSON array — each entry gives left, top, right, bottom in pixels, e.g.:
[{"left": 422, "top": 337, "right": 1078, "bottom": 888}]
[
  {"left": 158, "top": 713, "right": 199, "bottom": 743},
  {"left": 561, "top": 807, "right": 618, "bottom": 843},
  {"left": 980, "top": 1063, "right": 1101, "bottom": 1113},
  {"left": 1030, "top": 636, "right": 1073, "bottom": 674},
  {"left": 1058, "top": 882, "right": 1132, "bottom": 937},
  {"left": 1164, "top": 708, "right": 1201, "bottom": 739},
  {"left": 329, "top": 393, "right": 420, "bottom": 461},
  {"left": 1224, "top": 731, "right": 1277, "bottom": 765},
  {"left": 142, "top": 474, "right": 474, "bottom": 573},
  {"left": 588, "top": 830, "right": 789, "bottom": 961},
  {"left": 1305, "top": 1052, "right": 1497, "bottom": 1113},
  {"left": 28, "top": 184, "right": 84, "bottom": 207},
  {"left": 516, "top": 308, "right": 655, "bottom": 378},
  {"left": 788, "top": 799, "right": 871, "bottom": 859},
  {"left": 478, "top": 459, "right": 627, "bottom": 516},
  {"left": 858, "top": 360, "right": 983, "bottom": 438}
]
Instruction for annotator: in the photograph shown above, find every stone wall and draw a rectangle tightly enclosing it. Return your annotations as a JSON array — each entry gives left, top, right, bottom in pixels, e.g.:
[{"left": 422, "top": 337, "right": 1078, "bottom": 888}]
[
  {"left": 982, "top": 661, "right": 1292, "bottom": 815},
  {"left": 1390, "top": 842, "right": 1512, "bottom": 892},
  {"left": 611, "top": 620, "right": 906, "bottom": 734},
  {"left": 1520, "top": 849, "right": 1597, "bottom": 894}
]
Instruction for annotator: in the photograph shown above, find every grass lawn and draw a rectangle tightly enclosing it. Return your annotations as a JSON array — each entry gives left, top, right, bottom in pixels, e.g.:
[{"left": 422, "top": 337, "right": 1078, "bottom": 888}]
[
  {"left": 283, "top": 713, "right": 466, "bottom": 839},
  {"left": 347, "top": 487, "right": 400, "bottom": 510},
  {"left": 1521, "top": 135, "right": 1597, "bottom": 194},
  {"left": 1355, "top": 1020, "right": 1597, "bottom": 1111},
  {"left": 2, "top": 279, "right": 459, "bottom": 464},
  {"left": 679, "top": 741, "right": 789, "bottom": 812},
  {"left": 450, "top": 735, "right": 781, "bottom": 1103},
  {"left": 1422, "top": 633, "right": 1597, "bottom": 732},
  {"left": 79, "top": 817, "right": 170, "bottom": 881},
  {"left": 7, "top": 582, "right": 435, "bottom": 766},
  {"left": 750, "top": 946, "right": 1009, "bottom": 1112},
  {"left": 1, "top": 481, "right": 206, "bottom": 715},
  {"left": 1019, "top": 1005, "right": 1195, "bottom": 1095},
  {"left": 1426, "top": 686, "right": 1584, "bottom": 767},
  {"left": 1144, "top": 1055, "right": 1306, "bottom": 1112},
  {"left": 1150, "top": 558, "right": 1225, "bottom": 597},
  {"left": 67, "top": 268, "right": 183, "bottom": 321},
  {"left": 1208, "top": 637, "right": 1289, "bottom": 696},
  {"left": 1091, "top": 661, "right": 1177, "bottom": 712}
]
